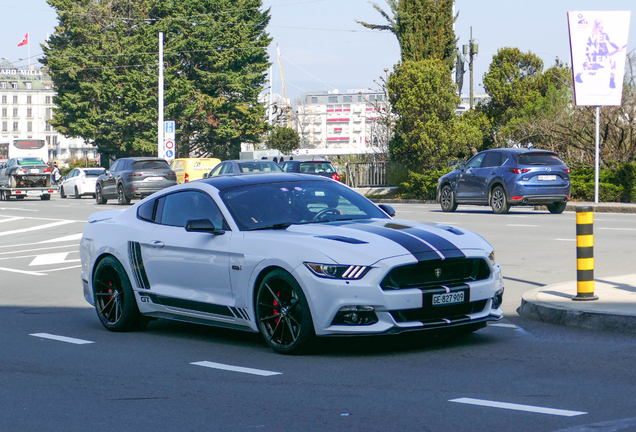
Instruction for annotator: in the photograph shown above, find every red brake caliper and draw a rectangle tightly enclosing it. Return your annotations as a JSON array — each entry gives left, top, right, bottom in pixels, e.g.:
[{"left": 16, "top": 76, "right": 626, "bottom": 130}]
[{"left": 273, "top": 291, "right": 280, "bottom": 325}]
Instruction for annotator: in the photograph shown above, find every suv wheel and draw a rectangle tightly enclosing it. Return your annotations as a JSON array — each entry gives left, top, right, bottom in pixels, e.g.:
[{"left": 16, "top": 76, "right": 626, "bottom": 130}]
[
  {"left": 547, "top": 202, "right": 567, "bottom": 214},
  {"left": 490, "top": 186, "right": 510, "bottom": 214},
  {"left": 440, "top": 185, "right": 458, "bottom": 212},
  {"left": 117, "top": 184, "right": 131, "bottom": 205}
]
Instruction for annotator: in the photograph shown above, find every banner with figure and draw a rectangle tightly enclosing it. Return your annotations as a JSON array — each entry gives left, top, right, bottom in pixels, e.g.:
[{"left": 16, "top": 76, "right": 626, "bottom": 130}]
[{"left": 568, "top": 11, "right": 631, "bottom": 106}]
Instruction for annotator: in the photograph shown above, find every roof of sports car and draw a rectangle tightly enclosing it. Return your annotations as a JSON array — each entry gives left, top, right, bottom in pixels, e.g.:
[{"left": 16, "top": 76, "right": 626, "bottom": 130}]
[{"left": 201, "top": 173, "right": 331, "bottom": 190}]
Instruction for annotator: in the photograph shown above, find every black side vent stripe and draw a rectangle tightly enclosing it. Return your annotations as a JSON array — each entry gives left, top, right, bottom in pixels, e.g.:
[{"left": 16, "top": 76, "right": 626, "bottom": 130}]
[
  {"left": 231, "top": 307, "right": 251, "bottom": 321},
  {"left": 128, "top": 241, "right": 151, "bottom": 290},
  {"left": 147, "top": 293, "right": 234, "bottom": 317}
]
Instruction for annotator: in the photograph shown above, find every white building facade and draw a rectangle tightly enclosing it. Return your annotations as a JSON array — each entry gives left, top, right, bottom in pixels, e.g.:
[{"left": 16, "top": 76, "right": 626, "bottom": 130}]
[
  {"left": 295, "top": 89, "right": 387, "bottom": 155},
  {"left": 0, "top": 59, "right": 97, "bottom": 164}
]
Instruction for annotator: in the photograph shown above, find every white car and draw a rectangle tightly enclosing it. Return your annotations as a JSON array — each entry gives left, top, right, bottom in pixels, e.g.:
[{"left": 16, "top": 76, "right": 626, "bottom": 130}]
[
  {"left": 60, "top": 167, "right": 106, "bottom": 199},
  {"left": 80, "top": 174, "right": 504, "bottom": 354}
]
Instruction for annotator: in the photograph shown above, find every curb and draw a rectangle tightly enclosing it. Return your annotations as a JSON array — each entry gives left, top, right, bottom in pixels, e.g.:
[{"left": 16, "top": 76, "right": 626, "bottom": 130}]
[{"left": 518, "top": 298, "right": 636, "bottom": 334}]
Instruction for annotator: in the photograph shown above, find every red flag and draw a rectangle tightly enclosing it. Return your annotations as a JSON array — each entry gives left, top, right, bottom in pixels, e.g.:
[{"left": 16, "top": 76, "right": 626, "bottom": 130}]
[{"left": 17, "top": 33, "right": 28, "bottom": 47}]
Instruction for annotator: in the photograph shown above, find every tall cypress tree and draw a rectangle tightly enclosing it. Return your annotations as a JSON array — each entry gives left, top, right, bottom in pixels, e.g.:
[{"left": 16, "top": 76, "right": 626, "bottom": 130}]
[{"left": 42, "top": 0, "right": 272, "bottom": 159}]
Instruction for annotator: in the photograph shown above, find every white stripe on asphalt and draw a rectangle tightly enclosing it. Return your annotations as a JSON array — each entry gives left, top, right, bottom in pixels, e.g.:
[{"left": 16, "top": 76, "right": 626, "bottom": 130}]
[
  {"left": 506, "top": 224, "right": 539, "bottom": 227},
  {"left": 0, "top": 220, "right": 75, "bottom": 237},
  {"left": 0, "top": 207, "right": 38, "bottom": 212},
  {"left": 191, "top": 361, "right": 282, "bottom": 377},
  {"left": 30, "top": 333, "right": 94, "bottom": 345},
  {"left": 0, "top": 266, "right": 46, "bottom": 276},
  {"left": 599, "top": 227, "right": 636, "bottom": 231},
  {"left": 555, "top": 238, "right": 576, "bottom": 242},
  {"left": 0, "top": 244, "right": 79, "bottom": 256},
  {"left": 39, "top": 233, "right": 83, "bottom": 243},
  {"left": 489, "top": 323, "right": 518, "bottom": 328},
  {"left": 0, "top": 217, "right": 22, "bottom": 224},
  {"left": 449, "top": 398, "right": 587, "bottom": 417}
]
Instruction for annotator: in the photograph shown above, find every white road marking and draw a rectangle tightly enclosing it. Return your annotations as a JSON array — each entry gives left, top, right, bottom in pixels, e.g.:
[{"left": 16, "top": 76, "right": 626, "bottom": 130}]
[
  {"left": 555, "top": 238, "right": 575, "bottom": 242},
  {"left": 599, "top": 227, "right": 636, "bottom": 231},
  {"left": 0, "top": 217, "right": 22, "bottom": 224},
  {"left": 30, "top": 333, "right": 94, "bottom": 345},
  {"left": 0, "top": 266, "right": 46, "bottom": 275},
  {"left": 449, "top": 398, "right": 587, "bottom": 417},
  {"left": 489, "top": 323, "right": 518, "bottom": 328},
  {"left": 0, "top": 220, "right": 75, "bottom": 237},
  {"left": 0, "top": 244, "right": 78, "bottom": 256},
  {"left": 46, "top": 265, "right": 82, "bottom": 272},
  {"left": 191, "top": 361, "right": 282, "bottom": 377},
  {"left": 505, "top": 224, "right": 539, "bottom": 227},
  {"left": 39, "top": 233, "right": 83, "bottom": 243},
  {"left": 29, "top": 252, "right": 81, "bottom": 266},
  {"left": 0, "top": 207, "right": 38, "bottom": 212}
]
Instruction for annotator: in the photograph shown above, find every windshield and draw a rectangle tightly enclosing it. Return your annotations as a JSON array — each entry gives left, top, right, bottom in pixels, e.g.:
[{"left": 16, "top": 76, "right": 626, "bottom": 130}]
[
  {"left": 237, "top": 162, "right": 283, "bottom": 173},
  {"left": 221, "top": 180, "right": 389, "bottom": 231}
]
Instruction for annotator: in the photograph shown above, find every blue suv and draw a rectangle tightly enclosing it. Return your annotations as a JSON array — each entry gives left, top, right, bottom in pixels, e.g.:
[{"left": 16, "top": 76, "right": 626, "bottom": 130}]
[{"left": 437, "top": 149, "right": 571, "bottom": 214}]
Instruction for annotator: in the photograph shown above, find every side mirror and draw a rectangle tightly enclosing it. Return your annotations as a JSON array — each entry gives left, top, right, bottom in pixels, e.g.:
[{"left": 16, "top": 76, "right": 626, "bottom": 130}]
[
  {"left": 459, "top": 163, "right": 466, "bottom": 170},
  {"left": 185, "top": 218, "right": 225, "bottom": 235},
  {"left": 378, "top": 204, "right": 395, "bottom": 217},
  {"left": 202, "top": 172, "right": 209, "bottom": 179}
]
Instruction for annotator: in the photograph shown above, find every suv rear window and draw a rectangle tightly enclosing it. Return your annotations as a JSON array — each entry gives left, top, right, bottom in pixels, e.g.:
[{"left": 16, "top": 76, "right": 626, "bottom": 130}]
[
  {"left": 17, "top": 158, "right": 46, "bottom": 165},
  {"left": 133, "top": 160, "right": 170, "bottom": 170},
  {"left": 516, "top": 153, "right": 564, "bottom": 166}
]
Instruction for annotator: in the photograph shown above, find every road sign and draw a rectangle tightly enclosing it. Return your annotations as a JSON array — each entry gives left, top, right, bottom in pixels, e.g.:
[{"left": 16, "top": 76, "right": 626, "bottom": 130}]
[
  {"left": 166, "top": 149, "right": 174, "bottom": 158},
  {"left": 165, "top": 121, "right": 175, "bottom": 134},
  {"left": 166, "top": 140, "right": 174, "bottom": 150}
]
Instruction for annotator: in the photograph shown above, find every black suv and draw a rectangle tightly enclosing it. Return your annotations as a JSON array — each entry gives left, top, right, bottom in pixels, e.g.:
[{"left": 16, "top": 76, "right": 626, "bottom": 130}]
[{"left": 95, "top": 157, "right": 177, "bottom": 205}]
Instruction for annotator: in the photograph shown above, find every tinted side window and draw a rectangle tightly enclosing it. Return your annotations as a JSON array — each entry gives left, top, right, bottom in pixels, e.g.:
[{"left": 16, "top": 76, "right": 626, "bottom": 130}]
[
  {"left": 482, "top": 152, "right": 502, "bottom": 168},
  {"left": 465, "top": 153, "right": 485, "bottom": 169},
  {"left": 160, "top": 191, "right": 226, "bottom": 229},
  {"left": 137, "top": 198, "right": 157, "bottom": 222},
  {"left": 110, "top": 161, "right": 120, "bottom": 172},
  {"left": 209, "top": 163, "right": 224, "bottom": 177}
]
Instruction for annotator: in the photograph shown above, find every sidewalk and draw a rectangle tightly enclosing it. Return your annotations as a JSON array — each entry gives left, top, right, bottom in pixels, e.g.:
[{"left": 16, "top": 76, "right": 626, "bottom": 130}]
[{"left": 519, "top": 274, "right": 636, "bottom": 333}]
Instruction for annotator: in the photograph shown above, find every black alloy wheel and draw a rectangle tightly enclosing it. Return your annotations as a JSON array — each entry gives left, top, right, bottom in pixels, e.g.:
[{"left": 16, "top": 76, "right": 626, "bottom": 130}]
[
  {"left": 255, "top": 269, "right": 314, "bottom": 354},
  {"left": 93, "top": 256, "right": 147, "bottom": 332},
  {"left": 95, "top": 184, "right": 107, "bottom": 205},
  {"left": 60, "top": 186, "right": 66, "bottom": 198},
  {"left": 440, "top": 185, "right": 458, "bottom": 212},
  {"left": 74, "top": 186, "right": 81, "bottom": 199},
  {"left": 117, "top": 184, "right": 131, "bottom": 205},
  {"left": 490, "top": 186, "right": 510, "bottom": 214},
  {"left": 547, "top": 201, "right": 567, "bottom": 214}
]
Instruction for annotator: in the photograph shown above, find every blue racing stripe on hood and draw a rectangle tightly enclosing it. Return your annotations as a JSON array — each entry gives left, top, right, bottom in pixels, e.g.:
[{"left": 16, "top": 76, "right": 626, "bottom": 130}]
[
  {"left": 381, "top": 222, "right": 466, "bottom": 259},
  {"left": 329, "top": 221, "right": 439, "bottom": 261}
]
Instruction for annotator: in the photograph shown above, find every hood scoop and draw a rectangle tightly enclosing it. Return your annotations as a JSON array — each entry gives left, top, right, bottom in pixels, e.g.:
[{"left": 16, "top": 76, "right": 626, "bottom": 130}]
[{"left": 314, "top": 235, "right": 368, "bottom": 244}]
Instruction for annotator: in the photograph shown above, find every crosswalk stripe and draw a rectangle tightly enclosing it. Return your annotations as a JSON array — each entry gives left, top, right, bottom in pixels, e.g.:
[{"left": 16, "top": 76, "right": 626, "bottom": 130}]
[{"left": 449, "top": 398, "right": 587, "bottom": 417}]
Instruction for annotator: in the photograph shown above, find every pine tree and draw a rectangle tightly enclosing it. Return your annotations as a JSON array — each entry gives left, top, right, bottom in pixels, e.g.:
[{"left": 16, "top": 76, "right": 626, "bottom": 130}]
[{"left": 41, "top": 0, "right": 272, "bottom": 159}]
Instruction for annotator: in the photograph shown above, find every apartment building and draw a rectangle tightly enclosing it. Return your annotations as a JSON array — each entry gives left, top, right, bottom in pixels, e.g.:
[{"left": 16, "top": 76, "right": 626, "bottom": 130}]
[{"left": 0, "top": 59, "right": 97, "bottom": 164}]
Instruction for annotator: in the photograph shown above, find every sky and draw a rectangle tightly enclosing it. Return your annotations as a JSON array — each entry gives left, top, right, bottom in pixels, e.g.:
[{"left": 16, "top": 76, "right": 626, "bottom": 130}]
[{"left": 1, "top": 0, "right": 635, "bottom": 102}]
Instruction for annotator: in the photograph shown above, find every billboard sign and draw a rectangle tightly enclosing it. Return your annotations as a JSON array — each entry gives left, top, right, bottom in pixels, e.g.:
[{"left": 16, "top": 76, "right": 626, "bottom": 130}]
[{"left": 568, "top": 11, "right": 631, "bottom": 106}]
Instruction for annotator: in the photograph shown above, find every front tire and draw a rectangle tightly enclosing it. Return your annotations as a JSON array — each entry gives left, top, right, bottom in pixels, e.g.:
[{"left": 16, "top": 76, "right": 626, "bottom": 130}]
[
  {"left": 440, "top": 185, "right": 458, "bottom": 212},
  {"left": 60, "top": 186, "right": 66, "bottom": 198},
  {"left": 490, "top": 186, "right": 510, "bottom": 214},
  {"left": 117, "top": 184, "right": 131, "bottom": 205},
  {"left": 255, "top": 269, "right": 315, "bottom": 354},
  {"left": 93, "top": 256, "right": 147, "bottom": 332},
  {"left": 95, "top": 184, "right": 107, "bottom": 205},
  {"left": 547, "top": 202, "right": 567, "bottom": 214},
  {"left": 74, "top": 186, "right": 81, "bottom": 199}
]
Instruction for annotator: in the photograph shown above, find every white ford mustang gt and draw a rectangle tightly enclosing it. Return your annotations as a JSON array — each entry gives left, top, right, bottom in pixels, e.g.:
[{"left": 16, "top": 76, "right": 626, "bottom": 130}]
[{"left": 80, "top": 173, "right": 504, "bottom": 354}]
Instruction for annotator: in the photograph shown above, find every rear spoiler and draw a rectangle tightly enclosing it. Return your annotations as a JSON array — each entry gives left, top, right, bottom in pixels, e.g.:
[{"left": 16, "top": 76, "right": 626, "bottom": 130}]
[{"left": 88, "top": 209, "right": 124, "bottom": 223}]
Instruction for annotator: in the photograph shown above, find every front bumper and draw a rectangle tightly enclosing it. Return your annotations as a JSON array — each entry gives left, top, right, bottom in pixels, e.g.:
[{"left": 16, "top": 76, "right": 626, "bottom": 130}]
[{"left": 294, "top": 255, "right": 504, "bottom": 336}]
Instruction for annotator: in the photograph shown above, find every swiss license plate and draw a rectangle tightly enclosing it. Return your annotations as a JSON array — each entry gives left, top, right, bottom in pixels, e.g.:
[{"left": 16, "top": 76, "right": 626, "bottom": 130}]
[
  {"left": 30, "top": 169, "right": 40, "bottom": 174},
  {"left": 538, "top": 175, "right": 557, "bottom": 181},
  {"left": 432, "top": 291, "right": 465, "bottom": 306},
  {"left": 144, "top": 176, "right": 163, "bottom": 181}
]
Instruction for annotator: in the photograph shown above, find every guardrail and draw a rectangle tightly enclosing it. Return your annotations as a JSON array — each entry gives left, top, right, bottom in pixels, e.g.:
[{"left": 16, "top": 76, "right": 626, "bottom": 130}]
[{"left": 344, "top": 162, "right": 388, "bottom": 188}]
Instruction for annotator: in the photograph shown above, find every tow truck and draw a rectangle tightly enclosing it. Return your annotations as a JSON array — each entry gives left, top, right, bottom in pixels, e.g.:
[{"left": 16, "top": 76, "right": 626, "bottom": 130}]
[{"left": 0, "top": 166, "right": 55, "bottom": 201}]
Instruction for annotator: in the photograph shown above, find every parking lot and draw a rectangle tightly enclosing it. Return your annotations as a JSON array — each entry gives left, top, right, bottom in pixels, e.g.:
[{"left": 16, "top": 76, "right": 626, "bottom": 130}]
[{"left": 2, "top": 195, "right": 636, "bottom": 431}]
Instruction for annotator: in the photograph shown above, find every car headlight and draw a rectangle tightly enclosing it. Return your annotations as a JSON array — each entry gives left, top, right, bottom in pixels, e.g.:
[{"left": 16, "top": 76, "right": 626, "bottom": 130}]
[
  {"left": 304, "top": 263, "right": 370, "bottom": 280},
  {"left": 488, "top": 250, "right": 495, "bottom": 266}
]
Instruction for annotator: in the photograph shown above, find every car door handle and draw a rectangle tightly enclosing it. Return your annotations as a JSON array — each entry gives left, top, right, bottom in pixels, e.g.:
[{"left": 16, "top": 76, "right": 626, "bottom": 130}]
[{"left": 150, "top": 240, "right": 165, "bottom": 249}]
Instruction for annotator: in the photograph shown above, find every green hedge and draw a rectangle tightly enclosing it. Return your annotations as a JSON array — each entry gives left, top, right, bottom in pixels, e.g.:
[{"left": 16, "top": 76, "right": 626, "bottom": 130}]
[{"left": 400, "top": 168, "right": 452, "bottom": 200}]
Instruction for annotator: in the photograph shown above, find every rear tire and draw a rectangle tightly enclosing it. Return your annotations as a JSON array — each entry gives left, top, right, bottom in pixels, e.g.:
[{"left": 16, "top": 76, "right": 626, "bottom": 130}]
[
  {"left": 95, "top": 184, "right": 107, "bottom": 205},
  {"left": 40, "top": 194, "right": 51, "bottom": 200},
  {"left": 74, "top": 186, "right": 81, "bottom": 199},
  {"left": 440, "top": 185, "right": 458, "bottom": 212},
  {"left": 490, "top": 186, "right": 510, "bottom": 214},
  {"left": 547, "top": 202, "right": 567, "bottom": 214},
  {"left": 117, "top": 184, "right": 131, "bottom": 205},
  {"left": 9, "top": 176, "right": 17, "bottom": 188}
]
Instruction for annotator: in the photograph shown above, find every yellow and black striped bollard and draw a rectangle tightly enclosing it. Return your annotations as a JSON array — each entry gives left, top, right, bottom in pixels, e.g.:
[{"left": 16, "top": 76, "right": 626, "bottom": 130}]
[{"left": 573, "top": 206, "right": 598, "bottom": 301}]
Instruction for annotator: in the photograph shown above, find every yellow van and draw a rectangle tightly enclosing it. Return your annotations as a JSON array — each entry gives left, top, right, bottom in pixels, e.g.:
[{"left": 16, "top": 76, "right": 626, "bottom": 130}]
[{"left": 171, "top": 158, "right": 221, "bottom": 184}]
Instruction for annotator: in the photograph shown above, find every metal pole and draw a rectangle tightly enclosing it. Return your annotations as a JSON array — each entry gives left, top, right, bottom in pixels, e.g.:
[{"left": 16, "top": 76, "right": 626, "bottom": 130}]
[
  {"left": 469, "top": 27, "right": 474, "bottom": 110},
  {"left": 158, "top": 32, "right": 164, "bottom": 159},
  {"left": 594, "top": 106, "right": 600, "bottom": 204}
]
